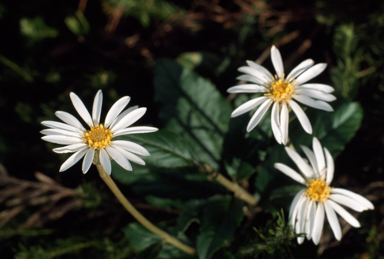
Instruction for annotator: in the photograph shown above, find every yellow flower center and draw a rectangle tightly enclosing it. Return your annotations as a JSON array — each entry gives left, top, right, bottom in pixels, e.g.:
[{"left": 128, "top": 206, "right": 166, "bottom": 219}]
[
  {"left": 83, "top": 124, "right": 113, "bottom": 149},
  {"left": 305, "top": 178, "right": 331, "bottom": 203},
  {"left": 265, "top": 75, "right": 295, "bottom": 103}
]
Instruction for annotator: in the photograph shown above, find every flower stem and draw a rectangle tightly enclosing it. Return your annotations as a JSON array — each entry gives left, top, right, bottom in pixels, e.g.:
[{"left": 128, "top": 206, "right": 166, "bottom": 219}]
[
  {"left": 96, "top": 165, "right": 196, "bottom": 255},
  {"left": 203, "top": 164, "right": 258, "bottom": 206}
]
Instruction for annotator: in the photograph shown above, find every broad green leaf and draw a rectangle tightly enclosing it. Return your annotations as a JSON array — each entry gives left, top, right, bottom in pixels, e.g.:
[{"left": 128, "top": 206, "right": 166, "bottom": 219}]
[
  {"left": 223, "top": 94, "right": 272, "bottom": 181},
  {"left": 131, "top": 168, "right": 226, "bottom": 201},
  {"left": 196, "top": 196, "right": 244, "bottom": 259},
  {"left": 136, "top": 242, "right": 163, "bottom": 259},
  {"left": 145, "top": 195, "right": 186, "bottom": 210},
  {"left": 111, "top": 160, "right": 151, "bottom": 185},
  {"left": 290, "top": 97, "right": 363, "bottom": 156},
  {"left": 116, "top": 129, "right": 196, "bottom": 168},
  {"left": 154, "top": 58, "right": 232, "bottom": 169},
  {"left": 124, "top": 223, "right": 162, "bottom": 251},
  {"left": 20, "top": 17, "right": 58, "bottom": 40},
  {"left": 124, "top": 223, "right": 194, "bottom": 259}
]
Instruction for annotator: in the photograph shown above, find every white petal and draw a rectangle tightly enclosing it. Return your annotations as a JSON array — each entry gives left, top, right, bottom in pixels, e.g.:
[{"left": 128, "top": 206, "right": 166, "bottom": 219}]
[
  {"left": 271, "top": 45, "right": 284, "bottom": 78},
  {"left": 112, "top": 145, "right": 145, "bottom": 165},
  {"left": 274, "top": 163, "right": 306, "bottom": 184},
  {"left": 297, "top": 83, "right": 335, "bottom": 93},
  {"left": 295, "top": 89, "right": 336, "bottom": 102},
  {"left": 291, "top": 193, "right": 306, "bottom": 228},
  {"left": 238, "top": 66, "right": 270, "bottom": 85},
  {"left": 41, "top": 121, "right": 82, "bottom": 133},
  {"left": 328, "top": 200, "right": 360, "bottom": 228},
  {"left": 236, "top": 75, "right": 266, "bottom": 85},
  {"left": 109, "top": 106, "right": 139, "bottom": 129},
  {"left": 293, "top": 95, "right": 334, "bottom": 112},
  {"left": 313, "top": 138, "right": 326, "bottom": 177},
  {"left": 297, "top": 198, "right": 310, "bottom": 244},
  {"left": 105, "top": 146, "right": 132, "bottom": 171},
  {"left": 331, "top": 188, "right": 374, "bottom": 210},
  {"left": 330, "top": 194, "right": 367, "bottom": 212},
  {"left": 55, "top": 111, "right": 85, "bottom": 131},
  {"left": 271, "top": 102, "right": 282, "bottom": 144},
  {"left": 53, "top": 143, "right": 87, "bottom": 154},
  {"left": 324, "top": 148, "right": 334, "bottom": 184},
  {"left": 92, "top": 90, "right": 103, "bottom": 125},
  {"left": 42, "top": 135, "right": 83, "bottom": 145},
  {"left": 324, "top": 201, "right": 342, "bottom": 240},
  {"left": 231, "top": 97, "right": 268, "bottom": 117},
  {"left": 99, "top": 148, "right": 111, "bottom": 175},
  {"left": 246, "top": 99, "right": 273, "bottom": 132},
  {"left": 110, "top": 108, "right": 146, "bottom": 132},
  {"left": 294, "top": 63, "right": 327, "bottom": 86},
  {"left": 307, "top": 201, "right": 316, "bottom": 240},
  {"left": 113, "top": 126, "right": 158, "bottom": 137},
  {"left": 280, "top": 103, "right": 289, "bottom": 145},
  {"left": 70, "top": 92, "right": 93, "bottom": 127},
  {"left": 300, "top": 145, "right": 318, "bottom": 178},
  {"left": 82, "top": 148, "right": 95, "bottom": 174},
  {"left": 246, "top": 60, "right": 273, "bottom": 78},
  {"left": 287, "top": 100, "right": 312, "bottom": 134},
  {"left": 112, "top": 140, "right": 150, "bottom": 156},
  {"left": 287, "top": 59, "right": 314, "bottom": 80},
  {"left": 227, "top": 84, "right": 268, "bottom": 93},
  {"left": 312, "top": 202, "right": 325, "bottom": 245},
  {"left": 285, "top": 147, "right": 314, "bottom": 178},
  {"left": 40, "top": 129, "right": 82, "bottom": 138},
  {"left": 59, "top": 147, "right": 88, "bottom": 172},
  {"left": 104, "top": 96, "right": 130, "bottom": 128},
  {"left": 289, "top": 189, "right": 306, "bottom": 219}
]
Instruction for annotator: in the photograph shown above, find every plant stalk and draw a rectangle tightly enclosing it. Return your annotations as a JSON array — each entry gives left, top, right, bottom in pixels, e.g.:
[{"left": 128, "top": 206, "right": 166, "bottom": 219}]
[
  {"left": 96, "top": 164, "right": 196, "bottom": 255},
  {"left": 203, "top": 164, "right": 258, "bottom": 206}
]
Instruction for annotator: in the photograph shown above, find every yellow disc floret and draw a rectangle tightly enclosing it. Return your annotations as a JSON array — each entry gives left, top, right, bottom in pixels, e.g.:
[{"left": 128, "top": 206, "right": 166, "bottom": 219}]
[
  {"left": 265, "top": 75, "right": 295, "bottom": 103},
  {"left": 83, "top": 124, "right": 113, "bottom": 149},
  {"left": 305, "top": 178, "right": 331, "bottom": 203}
]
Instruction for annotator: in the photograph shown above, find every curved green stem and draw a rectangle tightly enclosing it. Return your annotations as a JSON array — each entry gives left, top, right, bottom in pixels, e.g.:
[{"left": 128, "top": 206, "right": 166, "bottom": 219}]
[{"left": 96, "top": 165, "right": 196, "bottom": 255}]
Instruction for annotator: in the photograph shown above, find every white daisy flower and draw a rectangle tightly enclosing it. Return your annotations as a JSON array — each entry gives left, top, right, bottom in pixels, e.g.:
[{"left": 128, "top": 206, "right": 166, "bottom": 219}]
[
  {"left": 41, "top": 90, "right": 158, "bottom": 175},
  {"left": 274, "top": 137, "right": 374, "bottom": 245},
  {"left": 228, "top": 45, "right": 336, "bottom": 145}
]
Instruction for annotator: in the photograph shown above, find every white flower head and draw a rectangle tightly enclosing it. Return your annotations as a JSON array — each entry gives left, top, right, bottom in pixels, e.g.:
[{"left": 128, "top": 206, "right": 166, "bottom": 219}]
[
  {"left": 228, "top": 45, "right": 336, "bottom": 145},
  {"left": 274, "top": 138, "right": 374, "bottom": 245},
  {"left": 41, "top": 90, "right": 158, "bottom": 175}
]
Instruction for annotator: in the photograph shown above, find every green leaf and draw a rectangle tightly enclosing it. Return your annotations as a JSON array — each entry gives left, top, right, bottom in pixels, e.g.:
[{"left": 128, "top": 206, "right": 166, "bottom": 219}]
[
  {"left": 222, "top": 94, "right": 272, "bottom": 181},
  {"left": 196, "top": 196, "right": 244, "bottom": 259},
  {"left": 20, "top": 17, "right": 59, "bottom": 40},
  {"left": 64, "top": 11, "right": 89, "bottom": 36},
  {"left": 290, "top": 97, "right": 363, "bottom": 156},
  {"left": 124, "top": 223, "right": 162, "bottom": 251},
  {"left": 116, "top": 129, "right": 196, "bottom": 168},
  {"left": 111, "top": 160, "right": 151, "bottom": 185},
  {"left": 136, "top": 242, "right": 163, "bottom": 259},
  {"left": 131, "top": 168, "right": 226, "bottom": 201},
  {"left": 154, "top": 58, "right": 232, "bottom": 169}
]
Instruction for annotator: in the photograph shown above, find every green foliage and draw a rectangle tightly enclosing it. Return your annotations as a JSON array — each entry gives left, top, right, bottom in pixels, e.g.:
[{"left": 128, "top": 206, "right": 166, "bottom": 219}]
[
  {"left": 104, "top": 0, "right": 184, "bottom": 27},
  {"left": 64, "top": 11, "right": 90, "bottom": 38},
  {"left": 330, "top": 24, "right": 371, "bottom": 99},
  {"left": 251, "top": 210, "right": 298, "bottom": 258},
  {"left": 154, "top": 58, "right": 232, "bottom": 170},
  {"left": 196, "top": 196, "right": 244, "bottom": 259},
  {"left": 1, "top": 0, "right": 382, "bottom": 258},
  {"left": 20, "top": 17, "right": 58, "bottom": 41}
]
